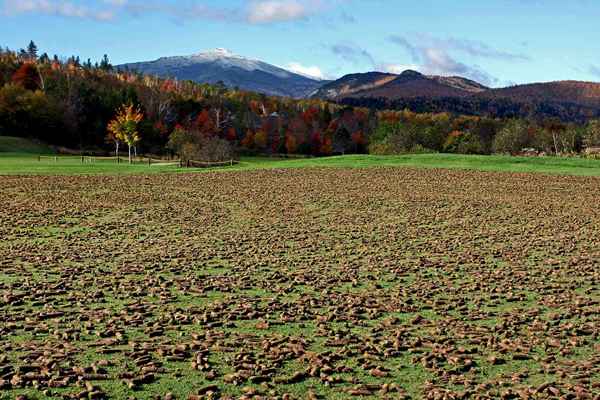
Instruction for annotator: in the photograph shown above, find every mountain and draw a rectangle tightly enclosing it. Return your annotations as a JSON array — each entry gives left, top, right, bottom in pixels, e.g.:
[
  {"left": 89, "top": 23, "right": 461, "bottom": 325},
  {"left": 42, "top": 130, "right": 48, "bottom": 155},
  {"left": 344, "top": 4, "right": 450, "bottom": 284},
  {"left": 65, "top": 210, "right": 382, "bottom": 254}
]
[
  {"left": 313, "top": 70, "right": 488, "bottom": 100},
  {"left": 118, "top": 48, "right": 325, "bottom": 98},
  {"left": 312, "top": 72, "right": 398, "bottom": 100},
  {"left": 478, "top": 81, "right": 600, "bottom": 108},
  {"left": 315, "top": 70, "right": 600, "bottom": 121}
]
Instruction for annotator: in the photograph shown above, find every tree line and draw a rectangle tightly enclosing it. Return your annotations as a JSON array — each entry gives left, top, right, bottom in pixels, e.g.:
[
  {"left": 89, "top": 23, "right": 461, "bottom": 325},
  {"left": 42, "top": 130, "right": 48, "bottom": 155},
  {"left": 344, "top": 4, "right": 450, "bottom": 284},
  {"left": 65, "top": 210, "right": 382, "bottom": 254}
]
[
  {"left": 341, "top": 94, "right": 600, "bottom": 124},
  {"left": 1, "top": 42, "right": 600, "bottom": 161}
]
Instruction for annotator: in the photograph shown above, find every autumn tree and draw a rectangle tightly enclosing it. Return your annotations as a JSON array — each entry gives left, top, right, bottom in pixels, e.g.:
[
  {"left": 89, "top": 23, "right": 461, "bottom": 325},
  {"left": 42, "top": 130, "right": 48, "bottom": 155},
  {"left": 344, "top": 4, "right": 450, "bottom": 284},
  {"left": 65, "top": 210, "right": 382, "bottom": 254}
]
[
  {"left": 584, "top": 120, "right": 600, "bottom": 148},
  {"left": 167, "top": 125, "right": 235, "bottom": 163},
  {"left": 12, "top": 63, "right": 41, "bottom": 90},
  {"left": 107, "top": 103, "right": 143, "bottom": 163},
  {"left": 106, "top": 126, "right": 122, "bottom": 158},
  {"left": 285, "top": 132, "right": 297, "bottom": 154},
  {"left": 492, "top": 120, "right": 531, "bottom": 155}
]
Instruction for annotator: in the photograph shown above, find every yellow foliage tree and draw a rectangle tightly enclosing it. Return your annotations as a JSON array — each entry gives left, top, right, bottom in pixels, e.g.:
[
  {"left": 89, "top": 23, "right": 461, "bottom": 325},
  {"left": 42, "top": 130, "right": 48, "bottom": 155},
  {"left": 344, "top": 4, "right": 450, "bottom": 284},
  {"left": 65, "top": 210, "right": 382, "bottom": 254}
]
[
  {"left": 254, "top": 130, "right": 268, "bottom": 149},
  {"left": 107, "top": 104, "right": 143, "bottom": 163},
  {"left": 285, "top": 133, "right": 297, "bottom": 154}
]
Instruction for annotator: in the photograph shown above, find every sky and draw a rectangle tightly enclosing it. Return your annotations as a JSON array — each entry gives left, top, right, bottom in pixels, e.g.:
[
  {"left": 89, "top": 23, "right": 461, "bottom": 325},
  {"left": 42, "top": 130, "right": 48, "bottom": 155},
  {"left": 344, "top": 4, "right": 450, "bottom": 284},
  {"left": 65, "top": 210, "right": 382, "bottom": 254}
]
[{"left": 1, "top": 0, "right": 600, "bottom": 87}]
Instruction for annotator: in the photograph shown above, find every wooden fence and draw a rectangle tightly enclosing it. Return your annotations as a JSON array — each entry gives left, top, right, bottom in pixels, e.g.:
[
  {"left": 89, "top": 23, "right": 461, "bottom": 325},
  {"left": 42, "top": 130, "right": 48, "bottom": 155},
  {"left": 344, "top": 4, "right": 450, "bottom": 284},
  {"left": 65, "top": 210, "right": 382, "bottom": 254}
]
[
  {"left": 37, "top": 155, "right": 179, "bottom": 164},
  {"left": 187, "top": 159, "right": 239, "bottom": 168},
  {"left": 37, "top": 155, "right": 239, "bottom": 169}
]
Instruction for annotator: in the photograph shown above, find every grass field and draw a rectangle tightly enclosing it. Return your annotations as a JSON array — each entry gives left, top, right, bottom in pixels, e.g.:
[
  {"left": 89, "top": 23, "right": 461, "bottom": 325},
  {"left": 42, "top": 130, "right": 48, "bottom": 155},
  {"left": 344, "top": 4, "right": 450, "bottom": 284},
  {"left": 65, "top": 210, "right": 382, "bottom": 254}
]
[
  {"left": 3, "top": 153, "right": 600, "bottom": 177},
  {"left": 4, "top": 135, "right": 600, "bottom": 176},
  {"left": 1, "top": 168, "right": 599, "bottom": 399},
  {"left": 0, "top": 136, "right": 56, "bottom": 154}
]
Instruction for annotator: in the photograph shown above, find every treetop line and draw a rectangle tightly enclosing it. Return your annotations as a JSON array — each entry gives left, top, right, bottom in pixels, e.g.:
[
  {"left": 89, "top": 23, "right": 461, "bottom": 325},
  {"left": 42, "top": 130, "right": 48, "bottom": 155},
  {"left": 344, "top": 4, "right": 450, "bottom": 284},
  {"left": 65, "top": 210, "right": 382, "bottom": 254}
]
[{"left": 2, "top": 41, "right": 600, "bottom": 163}]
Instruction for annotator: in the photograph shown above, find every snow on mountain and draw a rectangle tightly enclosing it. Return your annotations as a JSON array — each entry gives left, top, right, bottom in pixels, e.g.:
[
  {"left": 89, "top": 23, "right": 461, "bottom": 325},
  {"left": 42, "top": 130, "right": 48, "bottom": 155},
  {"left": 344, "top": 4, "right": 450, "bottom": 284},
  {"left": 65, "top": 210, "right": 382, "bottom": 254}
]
[{"left": 118, "top": 48, "right": 324, "bottom": 98}]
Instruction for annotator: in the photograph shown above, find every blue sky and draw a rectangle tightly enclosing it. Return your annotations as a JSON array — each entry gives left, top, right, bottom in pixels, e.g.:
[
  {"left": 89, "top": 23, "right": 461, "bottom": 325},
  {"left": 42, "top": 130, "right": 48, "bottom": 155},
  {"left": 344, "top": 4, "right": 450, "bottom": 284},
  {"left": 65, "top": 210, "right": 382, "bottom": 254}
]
[{"left": 1, "top": 0, "right": 600, "bottom": 86}]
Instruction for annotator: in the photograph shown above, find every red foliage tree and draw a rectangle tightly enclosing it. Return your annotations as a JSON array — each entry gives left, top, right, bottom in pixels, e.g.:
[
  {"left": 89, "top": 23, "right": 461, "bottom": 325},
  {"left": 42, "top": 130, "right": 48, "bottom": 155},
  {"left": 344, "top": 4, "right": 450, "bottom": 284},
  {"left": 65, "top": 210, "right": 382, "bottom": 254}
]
[
  {"left": 320, "top": 136, "right": 333, "bottom": 155},
  {"left": 285, "top": 132, "right": 297, "bottom": 154},
  {"left": 12, "top": 63, "right": 41, "bottom": 90},
  {"left": 226, "top": 127, "right": 237, "bottom": 141},
  {"left": 310, "top": 131, "right": 322, "bottom": 155}
]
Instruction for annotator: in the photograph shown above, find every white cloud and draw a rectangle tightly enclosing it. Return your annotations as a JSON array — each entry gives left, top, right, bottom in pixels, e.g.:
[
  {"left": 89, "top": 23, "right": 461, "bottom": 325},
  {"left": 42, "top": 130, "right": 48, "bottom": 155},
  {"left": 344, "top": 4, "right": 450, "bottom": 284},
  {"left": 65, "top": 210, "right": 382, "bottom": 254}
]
[
  {"left": 2, "top": 0, "right": 116, "bottom": 20},
  {"left": 286, "top": 62, "right": 325, "bottom": 80},
  {"left": 379, "top": 63, "right": 421, "bottom": 74},
  {"left": 247, "top": 0, "right": 311, "bottom": 24},
  {"left": 2, "top": 0, "right": 341, "bottom": 24},
  {"left": 388, "top": 35, "right": 500, "bottom": 86}
]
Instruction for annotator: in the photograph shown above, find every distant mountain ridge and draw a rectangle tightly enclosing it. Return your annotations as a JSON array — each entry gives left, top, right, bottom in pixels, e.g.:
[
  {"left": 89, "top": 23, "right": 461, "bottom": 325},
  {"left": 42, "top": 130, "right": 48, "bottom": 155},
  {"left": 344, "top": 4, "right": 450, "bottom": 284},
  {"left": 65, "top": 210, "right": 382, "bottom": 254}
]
[
  {"left": 479, "top": 80, "right": 600, "bottom": 108},
  {"left": 312, "top": 70, "right": 488, "bottom": 100},
  {"left": 118, "top": 48, "right": 325, "bottom": 98},
  {"left": 314, "top": 70, "right": 600, "bottom": 121},
  {"left": 120, "top": 49, "right": 600, "bottom": 121}
]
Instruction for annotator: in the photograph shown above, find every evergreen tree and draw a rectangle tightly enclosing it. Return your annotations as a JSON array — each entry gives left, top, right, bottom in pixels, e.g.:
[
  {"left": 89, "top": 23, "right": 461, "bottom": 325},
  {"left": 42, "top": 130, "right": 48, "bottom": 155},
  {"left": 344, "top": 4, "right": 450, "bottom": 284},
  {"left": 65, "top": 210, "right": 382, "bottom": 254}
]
[
  {"left": 27, "top": 40, "right": 38, "bottom": 60},
  {"left": 100, "top": 54, "right": 112, "bottom": 71},
  {"left": 39, "top": 53, "right": 50, "bottom": 64}
]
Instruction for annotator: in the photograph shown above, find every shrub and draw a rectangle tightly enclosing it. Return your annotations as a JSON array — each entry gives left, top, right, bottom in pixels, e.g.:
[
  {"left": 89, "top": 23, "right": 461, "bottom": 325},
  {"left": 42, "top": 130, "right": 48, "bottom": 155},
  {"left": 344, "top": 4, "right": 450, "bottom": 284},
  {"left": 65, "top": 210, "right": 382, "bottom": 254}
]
[
  {"left": 444, "top": 131, "right": 483, "bottom": 154},
  {"left": 368, "top": 141, "right": 394, "bottom": 155},
  {"left": 195, "top": 136, "right": 236, "bottom": 162},
  {"left": 167, "top": 126, "right": 236, "bottom": 163}
]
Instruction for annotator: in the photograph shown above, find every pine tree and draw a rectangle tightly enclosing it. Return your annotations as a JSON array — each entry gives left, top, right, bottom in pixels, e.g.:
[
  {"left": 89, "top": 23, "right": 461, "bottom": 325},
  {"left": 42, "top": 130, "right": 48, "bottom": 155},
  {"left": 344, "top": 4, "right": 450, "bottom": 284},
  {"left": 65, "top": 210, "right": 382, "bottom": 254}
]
[
  {"left": 100, "top": 54, "right": 112, "bottom": 71},
  {"left": 27, "top": 40, "right": 38, "bottom": 60},
  {"left": 39, "top": 53, "right": 50, "bottom": 64}
]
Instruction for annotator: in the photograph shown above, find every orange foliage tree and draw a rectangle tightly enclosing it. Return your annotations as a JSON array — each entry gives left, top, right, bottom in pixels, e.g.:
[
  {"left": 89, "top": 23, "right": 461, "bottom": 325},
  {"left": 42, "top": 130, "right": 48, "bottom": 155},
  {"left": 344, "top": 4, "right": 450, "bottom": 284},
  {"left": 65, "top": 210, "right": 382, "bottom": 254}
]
[
  {"left": 12, "top": 63, "right": 41, "bottom": 91},
  {"left": 107, "top": 103, "right": 143, "bottom": 163}
]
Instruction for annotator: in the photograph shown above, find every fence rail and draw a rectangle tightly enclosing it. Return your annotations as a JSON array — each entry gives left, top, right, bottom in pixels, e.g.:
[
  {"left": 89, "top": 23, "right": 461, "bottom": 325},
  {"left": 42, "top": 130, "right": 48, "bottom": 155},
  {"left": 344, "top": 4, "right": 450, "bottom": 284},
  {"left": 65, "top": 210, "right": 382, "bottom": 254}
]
[
  {"left": 37, "top": 155, "right": 180, "bottom": 164},
  {"left": 187, "top": 159, "right": 239, "bottom": 168},
  {"left": 37, "top": 155, "right": 239, "bottom": 169}
]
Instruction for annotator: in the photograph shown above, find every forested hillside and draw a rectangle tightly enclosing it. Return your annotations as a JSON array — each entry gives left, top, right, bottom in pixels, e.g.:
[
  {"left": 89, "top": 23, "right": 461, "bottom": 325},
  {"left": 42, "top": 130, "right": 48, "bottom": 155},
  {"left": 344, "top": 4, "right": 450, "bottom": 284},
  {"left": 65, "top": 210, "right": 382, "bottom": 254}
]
[
  {"left": 2, "top": 42, "right": 600, "bottom": 159},
  {"left": 319, "top": 71, "right": 600, "bottom": 123},
  {"left": 0, "top": 42, "right": 371, "bottom": 156}
]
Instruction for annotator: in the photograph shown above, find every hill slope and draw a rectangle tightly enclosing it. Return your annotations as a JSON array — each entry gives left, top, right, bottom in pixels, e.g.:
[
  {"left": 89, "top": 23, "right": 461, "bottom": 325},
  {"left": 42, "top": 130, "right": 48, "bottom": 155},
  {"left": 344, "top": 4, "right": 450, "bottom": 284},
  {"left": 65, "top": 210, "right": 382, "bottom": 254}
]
[
  {"left": 119, "top": 48, "right": 324, "bottom": 98},
  {"left": 313, "top": 70, "right": 488, "bottom": 100},
  {"left": 477, "top": 80, "right": 600, "bottom": 108},
  {"left": 317, "top": 70, "right": 600, "bottom": 121},
  {"left": 0, "top": 136, "right": 55, "bottom": 154}
]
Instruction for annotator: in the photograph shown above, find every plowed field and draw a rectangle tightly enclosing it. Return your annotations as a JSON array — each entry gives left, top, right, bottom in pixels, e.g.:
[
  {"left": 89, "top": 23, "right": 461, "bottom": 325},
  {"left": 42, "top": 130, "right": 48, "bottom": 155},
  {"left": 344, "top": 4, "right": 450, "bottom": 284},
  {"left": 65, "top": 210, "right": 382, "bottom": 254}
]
[{"left": 1, "top": 168, "right": 599, "bottom": 399}]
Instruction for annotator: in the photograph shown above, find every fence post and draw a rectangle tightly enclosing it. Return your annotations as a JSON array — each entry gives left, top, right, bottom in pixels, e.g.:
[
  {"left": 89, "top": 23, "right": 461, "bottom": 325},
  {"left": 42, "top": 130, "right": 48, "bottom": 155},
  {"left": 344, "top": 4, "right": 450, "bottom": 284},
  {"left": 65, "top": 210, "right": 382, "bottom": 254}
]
[
  {"left": 55, "top": 156, "right": 58, "bottom": 162},
  {"left": 81, "top": 156, "right": 84, "bottom": 163},
  {"left": 148, "top": 157, "right": 151, "bottom": 166}
]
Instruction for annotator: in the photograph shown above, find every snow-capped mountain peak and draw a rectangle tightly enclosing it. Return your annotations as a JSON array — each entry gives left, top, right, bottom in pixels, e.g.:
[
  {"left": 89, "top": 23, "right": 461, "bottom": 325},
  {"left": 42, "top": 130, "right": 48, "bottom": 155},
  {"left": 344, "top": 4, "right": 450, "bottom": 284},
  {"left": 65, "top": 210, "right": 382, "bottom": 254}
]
[
  {"left": 118, "top": 49, "right": 324, "bottom": 98},
  {"left": 211, "top": 48, "right": 234, "bottom": 56}
]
